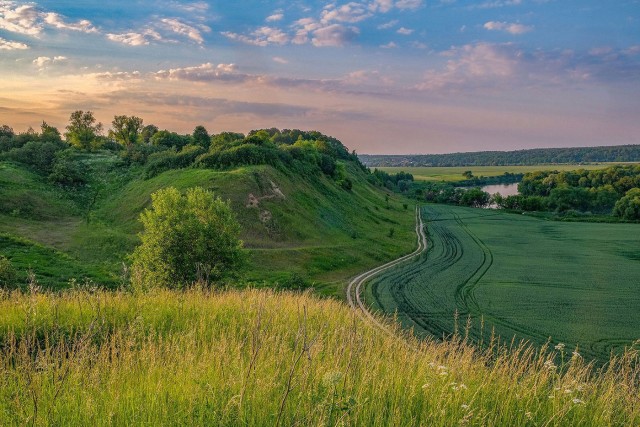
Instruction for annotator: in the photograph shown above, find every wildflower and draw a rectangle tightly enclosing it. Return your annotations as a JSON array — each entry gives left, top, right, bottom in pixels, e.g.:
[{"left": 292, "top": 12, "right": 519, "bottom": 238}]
[
  {"left": 422, "top": 383, "right": 430, "bottom": 389},
  {"left": 572, "top": 398, "right": 585, "bottom": 405},
  {"left": 554, "top": 343, "right": 566, "bottom": 351},
  {"left": 544, "top": 360, "right": 557, "bottom": 370},
  {"left": 461, "top": 404, "right": 470, "bottom": 410},
  {"left": 564, "top": 389, "right": 573, "bottom": 394}
]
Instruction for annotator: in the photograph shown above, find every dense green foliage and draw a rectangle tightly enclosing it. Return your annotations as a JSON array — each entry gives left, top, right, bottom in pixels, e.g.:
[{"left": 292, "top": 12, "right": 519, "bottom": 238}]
[
  {"left": 417, "top": 182, "right": 492, "bottom": 208},
  {"left": 367, "top": 204, "right": 640, "bottom": 362},
  {"left": 515, "top": 165, "right": 640, "bottom": 217},
  {"left": 361, "top": 145, "right": 640, "bottom": 167},
  {"left": 0, "top": 288, "right": 638, "bottom": 426},
  {"left": 130, "top": 187, "right": 244, "bottom": 289}
]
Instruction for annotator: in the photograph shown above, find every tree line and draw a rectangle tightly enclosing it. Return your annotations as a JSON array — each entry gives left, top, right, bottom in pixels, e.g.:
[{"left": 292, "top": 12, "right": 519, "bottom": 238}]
[
  {"left": 360, "top": 145, "right": 640, "bottom": 167},
  {"left": 0, "top": 111, "right": 373, "bottom": 190}
]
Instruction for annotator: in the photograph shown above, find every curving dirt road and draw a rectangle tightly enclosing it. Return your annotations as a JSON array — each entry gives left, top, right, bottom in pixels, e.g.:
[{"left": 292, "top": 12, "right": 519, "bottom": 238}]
[{"left": 346, "top": 206, "right": 427, "bottom": 334}]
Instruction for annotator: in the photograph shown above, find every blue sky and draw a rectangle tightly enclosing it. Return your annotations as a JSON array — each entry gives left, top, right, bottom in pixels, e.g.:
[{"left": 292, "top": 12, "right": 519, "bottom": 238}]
[{"left": 1, "top": 0, "right": 639, "bottom": 153}]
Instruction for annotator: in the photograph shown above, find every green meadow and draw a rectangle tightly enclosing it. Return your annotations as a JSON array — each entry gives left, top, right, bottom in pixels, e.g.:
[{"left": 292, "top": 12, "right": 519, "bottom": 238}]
[
  {"left": 0, "top": 288, "right": 638, "bottom": 426},
  {"left": 365, "top": 204, "right": 640, "bottom": 362}
]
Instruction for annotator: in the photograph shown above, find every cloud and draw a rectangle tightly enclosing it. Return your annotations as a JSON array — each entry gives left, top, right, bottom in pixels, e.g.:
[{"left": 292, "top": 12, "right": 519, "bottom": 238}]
[
  {"left": 163, "top": 1, "right": 209, "bottom": 13},
  {"left": 0, "top": 36, "right": 28, "bottom": 49},
  {"left": 33, "top": 55, "right": 67, "bottom": 70},
  {"left": 416, "top": 43, "right": 640, "bottom": 92},
  {"left": 160, "top": 18, "right": 209, "bottom": 44},
  {"left": 43, "top": 12, "right": 98, "bottom": 33},
  {"left": 107, "top": 30, "right": 163, "bottom": 46},
  {"left": 222, "top": 26, "right": 289, "bottom": 46},
  {"left": 0, "top": 2, "right": 42, "bottom": 36},
  {"left": 369, "top": 0, "right": 394, "bottom": 13},
  {"left": 484, "top": 21, "right": 533, "bottom": 35},
  {"left": 377, "top": 19, "right": 398, "bottom": 30},
  {"left": 321, "top": 3, "right": 372, "bottom": 24},
  {"left": 312, "top": 24, "right": 359, "bottom": 47},
  {"left": 266, "top": 13, "right": 284, "bottom": 22},
  {"left": 380, "top": 41, "right": 397, "bottom": 48},
  {"left": 417, "top": 43, "right": 520, "bottom": 91},
  {"left": 272, "top": 56, "right": 289, "bottom": 64},
  {"left": 153, "top": 63, "right": 245, "bottom": 82},
  {"left": 397, "top": 27, "right": 414, "bottom": 35}
]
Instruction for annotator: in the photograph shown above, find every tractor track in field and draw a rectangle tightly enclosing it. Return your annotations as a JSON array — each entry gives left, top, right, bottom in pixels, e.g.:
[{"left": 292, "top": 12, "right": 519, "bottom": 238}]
[{"left": 346, "top": 206, "right": 427, "bottom": 337}]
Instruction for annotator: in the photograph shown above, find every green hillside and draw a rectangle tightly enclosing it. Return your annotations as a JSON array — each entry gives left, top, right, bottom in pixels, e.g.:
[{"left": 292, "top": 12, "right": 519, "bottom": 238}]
[{"left": 0, "top": 151, "right": 414, "bottom": 295}]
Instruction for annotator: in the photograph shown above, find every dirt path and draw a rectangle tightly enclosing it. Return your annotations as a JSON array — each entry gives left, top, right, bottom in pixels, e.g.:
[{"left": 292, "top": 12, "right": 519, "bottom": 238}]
[{"left": 346, "top": 206, "right": 427, "bottom": 335}]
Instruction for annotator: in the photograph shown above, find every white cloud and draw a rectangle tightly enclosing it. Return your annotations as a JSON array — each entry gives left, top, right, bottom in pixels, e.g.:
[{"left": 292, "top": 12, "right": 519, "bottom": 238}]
[
  {"left": 266, "top": 13, "right": 284, "bottom": 22},
  {"left": 312, "top": 24, "right": 360, "bottom": 47},
  {"left": 43, "top": 12, "right": 98, "bottom": 33},
  {"left": 417, "top": 43, "right": 519, "bottom": 90},
  {"left": 0, "top": 2, "right": 42, "bottom": 36},
  {"left": 272, "top": 56, "right": 289, "bottom": 64},
  {"left": 377, "top": 19, "right": 398, "bottom": 30},
  {"left": 32, "top": 55, "right": 67, "bottom": 69},
  {"left": 369, "top": 0, "right": 394, "bottom": 13},
  {"left": 380, "top": 41, "right": 397, "bottom": 48},
  {"left": 160, "top": 18, "right": 209, "bottom": 44},
  {"left": 397, "top": 27, "right": 413, "bottom": 35},
  {"left": 484, "top": 21, "right": 532, "bottom": 35},
  {"left": 321, "top": 3, "right": 372, "bottom": 24},
  {"left": 154, "top": 63, "right": 245, "bottom": 82},
  {"left": 107, "top": 30, "right": 163, "bottom": 46},
  {"left": 0, "top": 36, "right": 28, "bottom": 49},
  {"left": 222, "top": 26, "right": 288, "bottom": 46}
]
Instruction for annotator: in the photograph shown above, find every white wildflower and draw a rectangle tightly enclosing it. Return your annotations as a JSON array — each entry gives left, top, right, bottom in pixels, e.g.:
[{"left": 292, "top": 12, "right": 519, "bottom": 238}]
[{"left": 554, "top": 343, "right": 566, "bottom": 351}]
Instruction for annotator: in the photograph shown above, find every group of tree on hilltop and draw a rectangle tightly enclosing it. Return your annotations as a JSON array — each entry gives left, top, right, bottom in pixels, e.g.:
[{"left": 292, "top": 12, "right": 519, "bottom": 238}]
[{"left": 0, "top": 111, "right": 372, "bottom": 191}]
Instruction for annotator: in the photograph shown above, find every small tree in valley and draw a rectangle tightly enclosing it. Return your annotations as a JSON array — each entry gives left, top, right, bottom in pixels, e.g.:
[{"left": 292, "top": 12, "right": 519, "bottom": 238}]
[{"left": 130, "top": 187, "right": 244, "bottom": 289}]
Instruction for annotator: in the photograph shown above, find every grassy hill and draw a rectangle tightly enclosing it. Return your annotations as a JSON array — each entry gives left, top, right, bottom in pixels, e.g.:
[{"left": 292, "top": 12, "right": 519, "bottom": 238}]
[
  {"left": 0, "top": 288, "right": 637, "bottom": 426},
  {"left": 0, "top": 152, "right": 415, "bottom": 296}
]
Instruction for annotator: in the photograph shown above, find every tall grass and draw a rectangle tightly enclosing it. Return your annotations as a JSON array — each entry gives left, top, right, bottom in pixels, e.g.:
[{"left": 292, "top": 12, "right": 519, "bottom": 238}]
[{"left": 0, "top": 287, "right": 638, "bottom": 426}]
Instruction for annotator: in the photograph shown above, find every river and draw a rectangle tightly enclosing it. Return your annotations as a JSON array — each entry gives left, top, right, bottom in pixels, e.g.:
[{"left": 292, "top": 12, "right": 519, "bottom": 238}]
[{"left": 481, "top": 182, "right": 520, "bottom": 197}]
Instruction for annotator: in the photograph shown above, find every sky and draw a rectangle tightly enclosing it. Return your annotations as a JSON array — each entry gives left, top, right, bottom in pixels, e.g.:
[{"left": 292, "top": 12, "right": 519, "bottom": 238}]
[{"left": 0, "top": 0, "right": 639, "bottom": 154}]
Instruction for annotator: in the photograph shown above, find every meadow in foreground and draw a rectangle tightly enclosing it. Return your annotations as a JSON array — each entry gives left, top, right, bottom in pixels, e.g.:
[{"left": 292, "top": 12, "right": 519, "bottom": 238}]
[{"left": 0, "top": 287, "right": 638, "bottom": 426}]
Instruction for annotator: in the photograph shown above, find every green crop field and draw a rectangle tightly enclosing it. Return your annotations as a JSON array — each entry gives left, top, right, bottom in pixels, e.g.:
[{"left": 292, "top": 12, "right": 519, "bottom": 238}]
[
  {"left": 376, "top": 164, "right": 632, "bottom": 182},
  {"left": 365, "top": 204, "right": 640, "bottom": 362}
]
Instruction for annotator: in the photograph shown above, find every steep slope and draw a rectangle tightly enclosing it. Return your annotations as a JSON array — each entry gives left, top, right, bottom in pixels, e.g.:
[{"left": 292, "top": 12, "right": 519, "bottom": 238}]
[{"left": 0, "top": 155, "right": 415, "bottom": 295}]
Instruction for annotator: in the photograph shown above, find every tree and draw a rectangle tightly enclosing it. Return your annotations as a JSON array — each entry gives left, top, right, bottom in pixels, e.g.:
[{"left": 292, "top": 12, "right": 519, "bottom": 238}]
[
  {"left": 130, "top": 187, "right": 244, "bottom": 289},
  {"left": 460, "top": 188, "right": 490, "bottom": 208},
  {"left": 109, "top": 115, "right": 144, "bottom": 148},
  {"left": 40, "top": 121, "right": 62, "bottom": 143},
  {"left": 462, "top": 170, "right": 474, "bottom": 179},
  {"left": 192, "top": 125, "right": 210, "bottom": 149},
  {"left": 65, "top": 110, "right": 103, "bottom": 150},
  {"left": 613, "top": 188, "right": 640, "bottom": 220},
  {"left": 141, "top": 124, "right": 158, "bottom": 145}
]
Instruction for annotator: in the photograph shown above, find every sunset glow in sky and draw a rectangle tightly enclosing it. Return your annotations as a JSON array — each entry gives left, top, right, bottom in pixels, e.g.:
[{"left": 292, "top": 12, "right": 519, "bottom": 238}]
[{"left": 1, "top": 0, "right": 639, "bottom": 153}]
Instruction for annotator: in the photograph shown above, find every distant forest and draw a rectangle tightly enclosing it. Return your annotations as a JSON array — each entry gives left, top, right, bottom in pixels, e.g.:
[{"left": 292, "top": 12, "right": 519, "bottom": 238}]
[{"left": 360, "top": 145, "right": 640, "bottom": 167}]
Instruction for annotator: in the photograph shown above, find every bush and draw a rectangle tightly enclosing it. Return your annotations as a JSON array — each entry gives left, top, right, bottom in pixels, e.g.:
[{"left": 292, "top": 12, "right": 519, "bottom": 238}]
[
  {"left": 144, "top": 145, "right": 206, "bottom": 178},
  {"left": 48, "top": 153, "right": 87, "bottom": 186},
  {"left": 613, "top": 188, "right": 640, "bottom": 220},
  {"left": 0, "top": 256, "right": 17, "bottom": 288},
  {"left": 130, "top": 187, "right": 244, "bottom": 290}
]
